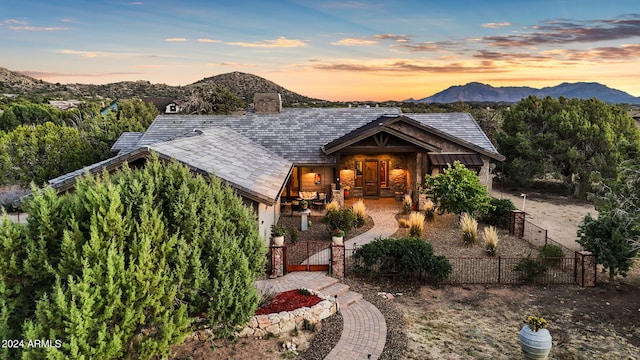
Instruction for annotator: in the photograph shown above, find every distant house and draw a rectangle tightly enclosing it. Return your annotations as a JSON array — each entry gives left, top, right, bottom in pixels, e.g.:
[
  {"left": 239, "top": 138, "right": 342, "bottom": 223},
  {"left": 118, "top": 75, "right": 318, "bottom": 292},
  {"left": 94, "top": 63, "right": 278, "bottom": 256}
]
[
  {"left": 142, "top": 97, "right": 181, "bottom": 114},
  {"left": 49, "top": 93, "right": 504, "bottom": 243},
  {"left": 48, "top": 99, "right": 83, "bottom": 110}
]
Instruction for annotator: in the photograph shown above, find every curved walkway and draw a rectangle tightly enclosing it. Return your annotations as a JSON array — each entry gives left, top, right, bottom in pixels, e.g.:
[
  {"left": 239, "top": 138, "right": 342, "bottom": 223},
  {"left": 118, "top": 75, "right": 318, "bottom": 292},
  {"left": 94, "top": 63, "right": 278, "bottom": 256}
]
[{"left": 257, "top": 198, "right": 401, "bottom": 360}]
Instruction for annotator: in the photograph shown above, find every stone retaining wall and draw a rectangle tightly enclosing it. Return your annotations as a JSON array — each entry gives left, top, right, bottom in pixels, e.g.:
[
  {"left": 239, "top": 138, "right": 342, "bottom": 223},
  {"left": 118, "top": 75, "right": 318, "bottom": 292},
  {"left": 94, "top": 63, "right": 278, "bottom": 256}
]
[{"left": 238, "top": 293, "right": 337, "bottom": 338}]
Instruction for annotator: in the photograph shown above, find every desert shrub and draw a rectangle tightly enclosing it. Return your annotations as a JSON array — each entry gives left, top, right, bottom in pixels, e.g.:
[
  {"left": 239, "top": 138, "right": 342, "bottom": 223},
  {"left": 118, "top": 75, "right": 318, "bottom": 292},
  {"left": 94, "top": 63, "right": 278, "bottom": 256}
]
[
  {"left": 480, "top": 197, "right": 516, "bottom": 228},
  {"left": 423, "top": 198, "right": 436, "bottom": 222},
  {"left": 289, "top": 227, "right": 299, "bottom": 244},
  {"left": 258, "top": 286, "right": 277, "bottom": 309},
  {"left": 352, "top": 199, "right": 367, "bottom": 227},
  {"left": 398, "top": 219, "right": 409, "bottom": 228},
  {"left": 353, "top": 237, "right": 452, "bottom": 283},
  {"left": 460, "top": 213, "right": 478, "bottom": 246},
  {"left": 408, "top": 212, "right": 425, "bottom": 238},
  {"left": 0, "top": 187, "right": 30, "bottom": 212},
  {"left": 325, "top": 208, "right": 356, "bottom": 233},
  {"left": 539, "top": 243, "right": 564, "bottom": 266},
  {"left": 403, "top": 194, "right": 412, "bottom": 213},
  {"left": 483, "top": 226, "right": 499, "bottom": 256},
  {"left": 514, "top": 255, "right": 548, "bottom": 282},
  {"left": 326, "top": 200, "right": 340, "bottom": 212}
]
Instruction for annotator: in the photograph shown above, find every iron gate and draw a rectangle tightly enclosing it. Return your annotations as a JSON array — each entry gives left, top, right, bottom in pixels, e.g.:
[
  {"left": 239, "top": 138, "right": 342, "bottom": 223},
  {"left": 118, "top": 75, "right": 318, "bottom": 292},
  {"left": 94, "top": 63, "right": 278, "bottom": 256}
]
[{"left": 285, "top": 241, "right": 331, "bottom": 272}]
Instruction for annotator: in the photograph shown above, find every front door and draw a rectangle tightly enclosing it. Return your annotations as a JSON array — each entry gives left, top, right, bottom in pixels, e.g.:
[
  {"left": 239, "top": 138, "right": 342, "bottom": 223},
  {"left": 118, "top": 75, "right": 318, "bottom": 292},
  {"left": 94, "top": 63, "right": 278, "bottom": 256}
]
[{"left": 364, "top": 159, "right": 379, "bottom": 197}]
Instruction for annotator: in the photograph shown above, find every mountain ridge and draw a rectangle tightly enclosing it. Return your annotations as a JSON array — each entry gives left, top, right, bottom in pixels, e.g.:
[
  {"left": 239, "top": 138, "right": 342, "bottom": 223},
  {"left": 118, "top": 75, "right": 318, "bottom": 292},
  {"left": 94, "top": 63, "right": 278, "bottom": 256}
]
[
  {"left": 2, "top": 66, "right": 639, "bottom": 105},
  {"left": 0, "top": 67, "right": 320, "bottom": 104},
  {"left": 412, "top": 81, "right": 640, "bottom": 104}
]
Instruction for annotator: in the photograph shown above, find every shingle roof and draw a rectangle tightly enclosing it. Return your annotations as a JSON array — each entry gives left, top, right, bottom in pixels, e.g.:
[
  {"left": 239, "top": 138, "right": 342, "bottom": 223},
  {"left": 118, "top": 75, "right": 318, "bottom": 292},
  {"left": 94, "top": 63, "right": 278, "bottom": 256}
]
[
  {"left": 405, "top": 113, "right": 499, "bottom": 155},
  {"left": 131, "top": 108, "right": 503, "bottom": 164},
  {"left": 149, "top": 127, "right": 293, "bottom": 205},
  {"left": 136, "top": 108, "right": 403, "bottom": 164},
  {"left": 111, "top": 132, "right": 143, "bottom": 153}
]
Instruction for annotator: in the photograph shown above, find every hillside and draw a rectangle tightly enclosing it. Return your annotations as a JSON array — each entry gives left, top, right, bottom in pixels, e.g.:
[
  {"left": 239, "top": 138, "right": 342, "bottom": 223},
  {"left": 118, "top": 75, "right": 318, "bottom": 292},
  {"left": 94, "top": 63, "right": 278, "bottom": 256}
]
[
  {"left": 188, "top": 72, "right": 319, "bottom": 104},
  {"left": 412, "top": 81, "right": 640, "bottom": 104},
  {"left": 0, "top": 67, "right": 320, "bottom": 104}
]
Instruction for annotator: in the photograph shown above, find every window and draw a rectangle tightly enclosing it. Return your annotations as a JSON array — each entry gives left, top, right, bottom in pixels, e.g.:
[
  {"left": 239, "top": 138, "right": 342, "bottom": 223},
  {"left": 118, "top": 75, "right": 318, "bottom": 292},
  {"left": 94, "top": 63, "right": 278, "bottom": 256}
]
[
  {"left": 380, "top": 160, "right": 388, "bottom": 187},
  {"left": 355, "top": 161, "right": 363, "bottom": 187}
]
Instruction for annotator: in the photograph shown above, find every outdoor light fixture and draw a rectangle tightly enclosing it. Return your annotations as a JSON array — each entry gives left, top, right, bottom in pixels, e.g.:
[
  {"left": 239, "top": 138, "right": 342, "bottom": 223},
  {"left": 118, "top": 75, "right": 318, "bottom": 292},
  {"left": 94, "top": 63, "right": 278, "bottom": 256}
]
[{"left": 520, "top": 193, "right": 526, "bottom": 212}]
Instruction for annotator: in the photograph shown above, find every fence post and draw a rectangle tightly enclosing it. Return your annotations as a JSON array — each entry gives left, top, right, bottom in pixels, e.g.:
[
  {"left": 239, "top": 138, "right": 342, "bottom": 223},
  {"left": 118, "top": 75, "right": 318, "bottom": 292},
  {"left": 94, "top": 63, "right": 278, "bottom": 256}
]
[
  {"left": 498, "top": 256, "right": 502, "bottom": 284},
  {"left": 544, "top": 229, "right": 548, "bottom": 246},
  {"left": 575, "top": 250, "right": 596, "bottom": 287},
  {"left": 509, "top": 210, "right": 525, "bottom": 238},
  {"left": 270, "top": 245, "right": 285, "bottom": 278},
  {"left": 331, "top": 244, "right": 345, "bottom": 278}
]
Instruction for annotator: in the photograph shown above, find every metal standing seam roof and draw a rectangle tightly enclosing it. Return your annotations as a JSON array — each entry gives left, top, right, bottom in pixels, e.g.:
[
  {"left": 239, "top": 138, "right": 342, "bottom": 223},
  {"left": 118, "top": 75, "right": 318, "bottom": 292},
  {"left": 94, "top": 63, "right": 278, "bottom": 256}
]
[{"left": 148, "top": 127, "right": 293, "bottom": 205}]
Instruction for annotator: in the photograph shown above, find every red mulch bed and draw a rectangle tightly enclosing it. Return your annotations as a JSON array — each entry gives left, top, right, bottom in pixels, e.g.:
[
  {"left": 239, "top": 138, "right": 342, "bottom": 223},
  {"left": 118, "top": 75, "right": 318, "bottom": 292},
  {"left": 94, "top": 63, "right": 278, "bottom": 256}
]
[{"left": 255, "top": 289, "right": 322, "bottom": 315}]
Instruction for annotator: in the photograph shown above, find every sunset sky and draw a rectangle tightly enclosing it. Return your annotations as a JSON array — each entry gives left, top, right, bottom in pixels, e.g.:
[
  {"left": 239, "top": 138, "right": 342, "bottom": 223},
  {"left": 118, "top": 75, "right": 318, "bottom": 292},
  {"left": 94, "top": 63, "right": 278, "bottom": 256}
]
[{"left": 1, "top": 0, "right": 639, "bottom": 101}]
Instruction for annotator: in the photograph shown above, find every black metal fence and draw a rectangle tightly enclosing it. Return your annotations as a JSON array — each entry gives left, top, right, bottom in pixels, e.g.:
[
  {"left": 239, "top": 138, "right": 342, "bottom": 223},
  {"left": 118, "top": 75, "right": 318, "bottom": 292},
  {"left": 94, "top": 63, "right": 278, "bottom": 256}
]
[
  {"left": 524, "top": 219, "right": 575, "bottom": 256},
  {"left": 443, "top": 256, "right": 576, "bottom": 285}
]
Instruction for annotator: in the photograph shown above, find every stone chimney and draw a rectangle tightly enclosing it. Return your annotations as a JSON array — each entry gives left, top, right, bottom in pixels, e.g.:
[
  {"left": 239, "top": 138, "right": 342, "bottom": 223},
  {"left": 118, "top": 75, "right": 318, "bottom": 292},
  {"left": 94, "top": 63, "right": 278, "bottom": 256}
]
[{"left": 253, "top": 93, "right": 282, "bottom": 114}]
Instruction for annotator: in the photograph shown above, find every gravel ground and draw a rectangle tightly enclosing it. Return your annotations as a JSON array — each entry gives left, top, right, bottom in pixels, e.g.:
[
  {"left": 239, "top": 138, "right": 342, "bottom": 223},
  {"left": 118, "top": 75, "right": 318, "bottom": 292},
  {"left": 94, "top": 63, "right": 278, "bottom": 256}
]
[{"left": 297, "top": 311, "right": 343, "bottom": 360}]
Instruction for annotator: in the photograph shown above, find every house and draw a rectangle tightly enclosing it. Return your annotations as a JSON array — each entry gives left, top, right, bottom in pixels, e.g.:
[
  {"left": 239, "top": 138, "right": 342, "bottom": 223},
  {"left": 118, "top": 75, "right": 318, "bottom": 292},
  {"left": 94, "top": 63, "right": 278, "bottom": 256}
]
[{"left": 49, "top": 93, "right": 504, "bottom": 243}]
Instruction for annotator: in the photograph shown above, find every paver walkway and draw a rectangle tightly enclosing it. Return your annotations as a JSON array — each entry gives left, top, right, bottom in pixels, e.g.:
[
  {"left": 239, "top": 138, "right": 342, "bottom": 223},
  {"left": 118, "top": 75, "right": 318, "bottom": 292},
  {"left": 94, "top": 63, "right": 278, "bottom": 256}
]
[{"left": 257, "top": 198, "right": 401, "bottom": 360}]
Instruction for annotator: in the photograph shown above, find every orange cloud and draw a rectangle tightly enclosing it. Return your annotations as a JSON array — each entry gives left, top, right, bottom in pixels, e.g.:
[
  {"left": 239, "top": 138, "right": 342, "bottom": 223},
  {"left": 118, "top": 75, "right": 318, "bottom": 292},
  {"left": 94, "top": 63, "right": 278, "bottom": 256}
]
[
  {"left": 482, "top": 22, "right": 512, "bottom": 28},
  {"left": 227, "top": 36, "right": 307, "bottom": 48},
  {"left": 165, "top": 38, "right": 188, "bottom": 42},
  {"left": 197, "top": 38, "right": 222, "bottom": 43}
]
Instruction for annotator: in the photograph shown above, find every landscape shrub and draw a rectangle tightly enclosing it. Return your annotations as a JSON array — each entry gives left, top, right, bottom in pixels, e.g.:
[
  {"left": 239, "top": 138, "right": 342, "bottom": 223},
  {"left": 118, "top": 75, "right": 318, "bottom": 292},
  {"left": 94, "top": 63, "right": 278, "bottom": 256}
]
[
  {"left": 408, "top": 212, "right": 425, "bottom": 238},
  {"left": 483, "top": 226, "right": 499, "bottom": 256},
  {"left": 326, "top": 200, "right": 340, "bottom": 212},
  {"left": 423, "top": 198, "right": 436, "bottom": 222},
  {"left": 539, "top": 243, "right": 564, "bottom": 266},
  {"left": 460, "top": 214, "right": 478, "bottom": 246},
  {"left": 0, "top": 155, "right": 266, "bottom": 359},
  {"left": 353, "top": 237, "right": 452, "bottom": 283},
  {"left": 325, "top": 208, "right": 356, "bottom": 233},
  {"left": 514, "top": 255, "right": 548, "bottom": 282},
  {"left": 403, "top": 194, "right": 412, "bottom": 213},
  {"left": 352, "top": 199, "right": 367, "bottom": 227},
  {"left": 480, "top": 197, "right": 516, "bottom": 228}
]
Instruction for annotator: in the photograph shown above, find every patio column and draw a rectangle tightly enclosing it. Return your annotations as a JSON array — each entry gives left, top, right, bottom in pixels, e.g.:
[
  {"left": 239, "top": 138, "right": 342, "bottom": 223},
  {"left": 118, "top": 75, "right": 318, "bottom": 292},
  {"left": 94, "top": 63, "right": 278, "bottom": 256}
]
[
  {"left": 576, "top": 250, "right": 596, "bottom": 287},
  {"left": 270, "top": 245, "right": 285, "bottom": 278},
  {"left": 510, "top": 210, "right": 525, "bottom": 238},
  {"left": 331, "top": 244, "right": 345, "bottom": 278}
]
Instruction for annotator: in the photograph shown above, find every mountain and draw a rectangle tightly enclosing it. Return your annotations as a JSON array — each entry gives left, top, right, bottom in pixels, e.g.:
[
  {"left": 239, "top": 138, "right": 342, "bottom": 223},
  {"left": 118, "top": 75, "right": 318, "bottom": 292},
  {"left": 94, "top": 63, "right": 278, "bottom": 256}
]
[
  {"left": 0, "top": 67, "right": 320, "bottom": 104},
  {"left": 188, "top": 72, "right": 319, "bottom": 104},
  {"left": 412, "top": 82, "right": 640, "bottom": 104}
]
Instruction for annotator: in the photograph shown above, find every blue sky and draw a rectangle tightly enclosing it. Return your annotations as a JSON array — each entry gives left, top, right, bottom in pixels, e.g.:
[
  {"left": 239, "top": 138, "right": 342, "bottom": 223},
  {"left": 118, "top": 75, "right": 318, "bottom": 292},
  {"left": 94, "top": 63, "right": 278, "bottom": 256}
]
[{"left": 1, "top": 0, "right": 639, "bottom": 101}]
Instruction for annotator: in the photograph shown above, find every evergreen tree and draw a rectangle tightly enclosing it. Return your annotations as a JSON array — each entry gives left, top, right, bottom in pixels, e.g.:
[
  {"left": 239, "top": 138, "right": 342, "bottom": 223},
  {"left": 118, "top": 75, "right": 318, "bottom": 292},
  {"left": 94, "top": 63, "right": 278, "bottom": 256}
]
[{"left": 2, "top": 156, "right": 266, "bottom": 358}]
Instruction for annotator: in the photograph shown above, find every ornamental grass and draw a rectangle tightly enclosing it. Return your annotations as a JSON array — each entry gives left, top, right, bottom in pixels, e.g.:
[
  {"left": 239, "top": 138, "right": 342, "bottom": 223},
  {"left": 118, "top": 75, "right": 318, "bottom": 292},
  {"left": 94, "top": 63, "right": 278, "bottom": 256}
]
[
  {"left": 326, "top": 200, "right": 340, "bottom": 212},
  {"left": 403, "top": 194, "right": 413, "bottom": 213},
  {"left": 352, "top": 199, "right": 367, "bottom": 227},
  {"left": 424, "top": 198, "right": 436, "bottom": 222},
  {"left": 483, "top": 225, "right": 499, "bottom": 256},
  {"left": 460, "top": 213, "right": 478, "bottom": 246},
  {"left": 408, "top": 211, "right": 425, "bottom": 238}
]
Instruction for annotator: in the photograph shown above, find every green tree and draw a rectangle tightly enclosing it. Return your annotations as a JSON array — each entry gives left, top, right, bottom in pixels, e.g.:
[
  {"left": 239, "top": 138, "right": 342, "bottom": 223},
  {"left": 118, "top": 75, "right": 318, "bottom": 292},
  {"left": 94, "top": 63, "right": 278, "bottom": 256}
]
[
  {"left": 181, "top": 85, "right": 245, "bottom": 114},
  {"left": 423, "top": 160, "right": 492, "bottom": 216},
  {"left": 0, "top": 122, "right": 95, "bottom": 186},
  {"left": 0, "top": 102, "right": 62, "bottom": 132},
  {"left": 497, "top": 96, "right": 640, "bottom": 196},
  {"left": 577, "top": 159, "right": 640, "bottom": 282},
  {"left": 0, "top": 156, "right": 266, "bottom": 359}
]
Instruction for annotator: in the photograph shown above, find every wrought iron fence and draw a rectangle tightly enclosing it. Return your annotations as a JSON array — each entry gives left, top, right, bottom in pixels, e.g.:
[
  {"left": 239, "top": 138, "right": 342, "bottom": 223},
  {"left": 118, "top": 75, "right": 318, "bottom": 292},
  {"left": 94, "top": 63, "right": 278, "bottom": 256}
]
[
  {"left": 345, "top": 246, "right": 577, "bottom": 285},
  {"left": 523, "top": 220, "right": 575, "bottom": 256},
  {"left": 285, "top": 241, "right": 331, "bottom": 272},
  {"left": 443, "top": 256, "right": 576, "bottom": 285}
]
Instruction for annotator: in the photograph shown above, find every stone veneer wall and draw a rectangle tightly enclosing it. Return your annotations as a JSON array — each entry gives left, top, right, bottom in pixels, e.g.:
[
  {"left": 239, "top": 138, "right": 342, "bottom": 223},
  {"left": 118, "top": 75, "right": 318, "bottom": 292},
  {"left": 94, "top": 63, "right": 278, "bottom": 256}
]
[{"left": 238, "top": 293, "right": 337, "bottom": 338}]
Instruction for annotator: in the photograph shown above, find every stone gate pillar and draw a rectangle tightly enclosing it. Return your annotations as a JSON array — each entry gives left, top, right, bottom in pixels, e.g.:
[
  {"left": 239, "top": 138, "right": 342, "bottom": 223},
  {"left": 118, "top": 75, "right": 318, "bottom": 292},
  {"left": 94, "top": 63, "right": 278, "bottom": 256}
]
[
  {"left": 510, "top": 210, "right": 525, "bottom": 238},
  {"left": 331, "top": 244, "right": 345, "bottom": 278},
  {"left": 332, "top": 189, "right": 344, "bottom": 208},
  {"left": 576, "top": 250, "right": 596, "bottom": 287},
  {"left": 270, "top": 245, "right": 284, "bottom": 278}
]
